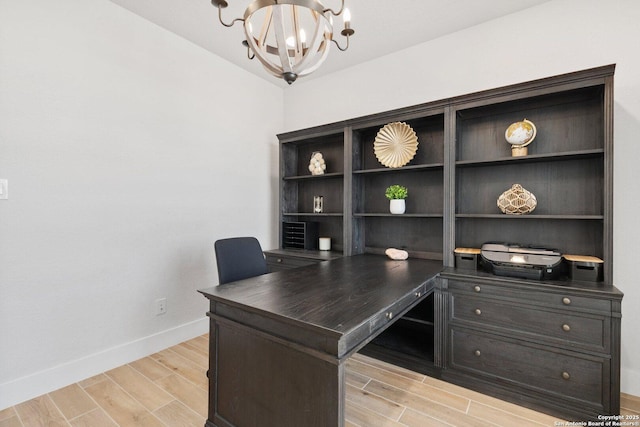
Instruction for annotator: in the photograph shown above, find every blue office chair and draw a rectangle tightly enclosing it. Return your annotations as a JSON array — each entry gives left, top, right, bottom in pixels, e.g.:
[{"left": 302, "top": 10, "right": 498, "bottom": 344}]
[{"left": 214, "top": 237, "right": 268, "bottom": 285}]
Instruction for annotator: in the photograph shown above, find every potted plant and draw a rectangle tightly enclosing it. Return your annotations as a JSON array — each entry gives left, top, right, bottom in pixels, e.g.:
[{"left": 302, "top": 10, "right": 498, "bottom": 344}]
[{"left": 385, "top": 184, "right": 408, "bottom": 214}]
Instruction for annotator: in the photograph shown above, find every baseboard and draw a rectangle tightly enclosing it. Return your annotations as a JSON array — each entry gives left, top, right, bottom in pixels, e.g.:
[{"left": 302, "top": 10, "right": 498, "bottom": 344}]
[
  {"left": 621, "top": 366, "right": 640, "bottom": 398},
  {"left": 0, "top": 317, "right": 208, "bottom": 410}
]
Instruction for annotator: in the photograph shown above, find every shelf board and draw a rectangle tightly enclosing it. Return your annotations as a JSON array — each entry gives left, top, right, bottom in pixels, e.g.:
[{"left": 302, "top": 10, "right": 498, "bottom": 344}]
[
  {"left": 455, "top": 149, "right": 604, "bottom": 168},
  {"left": 401, "top": 317, "right": 435, "bottom": 327},
  {"left": 364, "top": 247, "right": 444, "bottom": 261},
  {"left": 355, "top": 213, "right": 443, "bottom": 218},
  {"left": 353, "top": 163, "right": 444, "bottom": 174},
  {"left": 283, "top": 172, "right": 344, "bottom": 180},
  {"left": 456, "top": 214, "right": 604, "bottom": 220},
  {"left": 283, "top": 212, "right": 344, "bottom": 217}
]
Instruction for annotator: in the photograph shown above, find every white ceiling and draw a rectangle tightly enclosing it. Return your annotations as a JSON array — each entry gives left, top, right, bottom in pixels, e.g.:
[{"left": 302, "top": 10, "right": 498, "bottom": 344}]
[{"left": 108, "top": 0, "right": 553, "bottom": 87}]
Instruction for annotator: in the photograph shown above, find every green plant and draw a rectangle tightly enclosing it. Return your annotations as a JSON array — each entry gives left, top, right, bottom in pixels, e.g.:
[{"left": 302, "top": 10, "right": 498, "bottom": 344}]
[{"left": 385, "top": 185, "right": 408, "bottom": 200}]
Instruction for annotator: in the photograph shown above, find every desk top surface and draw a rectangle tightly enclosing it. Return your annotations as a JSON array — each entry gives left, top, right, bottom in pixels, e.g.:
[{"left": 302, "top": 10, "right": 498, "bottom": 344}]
[{"left": 199, "top": 254, "right": 442, "bottom": 354}]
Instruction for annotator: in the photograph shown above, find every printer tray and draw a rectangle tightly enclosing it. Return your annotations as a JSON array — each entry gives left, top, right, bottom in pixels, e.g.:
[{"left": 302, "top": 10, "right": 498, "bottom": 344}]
[{"left": 490, "top": 263, "right": 544, "bottom": 280}]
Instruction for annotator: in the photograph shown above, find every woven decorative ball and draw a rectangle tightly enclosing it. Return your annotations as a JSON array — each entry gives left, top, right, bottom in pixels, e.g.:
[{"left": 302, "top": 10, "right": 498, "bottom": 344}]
[
  {"left": 497, "top": 184, "right": 537, "bottom": 215},
  {"left": 308, "top": 152, "right": 326, "bottom": 175}
]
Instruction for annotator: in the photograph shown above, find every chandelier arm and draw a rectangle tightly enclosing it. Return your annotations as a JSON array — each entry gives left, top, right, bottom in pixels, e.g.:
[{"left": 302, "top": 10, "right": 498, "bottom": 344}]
[
  {"left": 331, "top": 35, "right": 349, "bottom": 52},
  {"left": 245, "top": 43, "right": 255, "bottom": 59},
  {"left": 322, "top": 0, "right": 345, "bottom": 16},
  {"left": 216, "top": 5, "right": 244, "bottom": 27}
]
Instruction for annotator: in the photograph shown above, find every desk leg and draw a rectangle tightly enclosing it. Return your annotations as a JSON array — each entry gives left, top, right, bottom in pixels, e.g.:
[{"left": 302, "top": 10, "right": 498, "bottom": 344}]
[{"left": 207, "top": 317, "right": 344, "bottom": 427}]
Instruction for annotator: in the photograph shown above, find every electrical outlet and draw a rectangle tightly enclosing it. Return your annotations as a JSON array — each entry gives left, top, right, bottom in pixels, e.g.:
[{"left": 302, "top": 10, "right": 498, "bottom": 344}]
[
  {"left": 156, "top": 298, "right": 167, "bottom": 316},
  {"left": 0, "top": 179, "right": 7, "bottom": 200}
]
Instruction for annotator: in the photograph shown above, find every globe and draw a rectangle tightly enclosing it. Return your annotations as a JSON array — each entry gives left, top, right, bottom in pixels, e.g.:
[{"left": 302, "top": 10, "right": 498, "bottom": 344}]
[{"left": 505, "top": 119, "right": 536, "bottom": 146}]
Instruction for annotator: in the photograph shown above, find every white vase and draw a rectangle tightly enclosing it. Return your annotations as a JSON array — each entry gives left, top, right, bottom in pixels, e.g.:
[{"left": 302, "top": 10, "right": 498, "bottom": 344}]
[{"left": 389, "top": 199, "right": 406, "bottom": 214}]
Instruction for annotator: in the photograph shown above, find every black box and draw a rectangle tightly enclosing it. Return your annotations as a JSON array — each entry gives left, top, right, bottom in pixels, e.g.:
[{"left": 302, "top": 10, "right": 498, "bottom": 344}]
[
  {"left": 564, "top": 255, "right": 604, "bottom": 282},
  {"left": 454, "top": 248, "right": 480, "bottom": 270}
]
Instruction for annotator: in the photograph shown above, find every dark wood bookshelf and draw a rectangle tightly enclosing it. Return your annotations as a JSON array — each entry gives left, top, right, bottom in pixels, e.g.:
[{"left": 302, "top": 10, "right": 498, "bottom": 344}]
[{"left": 274, "top": 64, "right": 621, "bottom": 421}]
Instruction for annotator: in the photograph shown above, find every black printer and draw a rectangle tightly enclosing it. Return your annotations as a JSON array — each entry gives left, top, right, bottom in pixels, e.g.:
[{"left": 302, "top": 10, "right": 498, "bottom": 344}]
[{"left": 480, "top": 242, "right": 564, "bottom": 280}]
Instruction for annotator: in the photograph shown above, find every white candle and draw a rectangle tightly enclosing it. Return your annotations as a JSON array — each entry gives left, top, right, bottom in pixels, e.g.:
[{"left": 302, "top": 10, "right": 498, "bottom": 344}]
[{"left": 319, "top": 237, "right": 331, "bottom": 251}]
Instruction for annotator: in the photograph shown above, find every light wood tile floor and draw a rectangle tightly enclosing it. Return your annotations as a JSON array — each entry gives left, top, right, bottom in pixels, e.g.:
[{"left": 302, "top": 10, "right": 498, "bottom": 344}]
[{"left": 1, "top": 334, "right": 638, "bottom": 426}]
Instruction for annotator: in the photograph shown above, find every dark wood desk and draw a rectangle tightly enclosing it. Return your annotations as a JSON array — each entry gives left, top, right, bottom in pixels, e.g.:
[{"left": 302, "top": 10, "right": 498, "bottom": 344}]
[{"left": 199, "top": 254, "right": 442, "bottom": 427}]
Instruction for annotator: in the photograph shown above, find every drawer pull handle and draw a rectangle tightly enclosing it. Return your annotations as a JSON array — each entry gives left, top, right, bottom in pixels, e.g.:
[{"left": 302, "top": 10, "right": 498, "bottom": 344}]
[
  {"left": 562, "top": 297, "right": 571, "bottom": 305},
  {"left": 474, "top": 350, "right": 481, "bottom": 357},
  {"left": 562, "top": 324, "right": 571, "bottom": 332},
  {"left": 277, "top": 258, "right": 283, "bottom": 263},
  {"left": 474, "top": 285, "right": 481, "bottom": 293},
  {"left": 386, "top": 312, "right": 393, "bottom": 320},
  {"left": 562, "top": 371, "right": 571, "bottom": 380},
  {"left": 475, "top": 308, "right": 482, "bottom": 316}
]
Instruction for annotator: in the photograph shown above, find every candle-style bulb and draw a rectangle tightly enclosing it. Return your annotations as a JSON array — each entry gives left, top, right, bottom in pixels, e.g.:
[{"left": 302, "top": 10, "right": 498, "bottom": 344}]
[
  {"left": 343, "top": 8, "right": 351, "bottom": 24},
  {"left": 286, "top": 36, "right": 295, "bottom": 48}
]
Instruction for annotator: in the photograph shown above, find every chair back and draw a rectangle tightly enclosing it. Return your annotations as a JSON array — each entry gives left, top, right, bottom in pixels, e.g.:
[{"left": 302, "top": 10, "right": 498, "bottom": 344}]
[{"left": 214, "top": 237, "right": 268, "bottom": 285}]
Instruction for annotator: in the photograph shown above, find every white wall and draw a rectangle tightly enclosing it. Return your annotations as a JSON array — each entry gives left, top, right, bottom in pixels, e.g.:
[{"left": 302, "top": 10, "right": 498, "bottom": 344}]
[
  {"left": 0, "top": 0, "right": 282, "bottom": 408},
  {"left": 283, "top": 0, "right": 640, "bottom": 396}
]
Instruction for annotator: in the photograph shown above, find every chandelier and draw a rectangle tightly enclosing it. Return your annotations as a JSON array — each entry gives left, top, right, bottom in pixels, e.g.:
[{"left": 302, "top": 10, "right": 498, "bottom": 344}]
[{"left": 211, "top": 0, "right": 354, "bottom": 84}]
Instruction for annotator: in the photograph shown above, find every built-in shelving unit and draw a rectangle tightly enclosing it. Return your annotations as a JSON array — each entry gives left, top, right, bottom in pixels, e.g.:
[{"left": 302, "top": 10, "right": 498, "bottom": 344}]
[
  {"left": 450, "top": 82, "right": 610, "bottom": 268},
  {"left": 280, "top": 129, "right": 346, "bottom": 252},
  {"left": 270, "top": 64, "right": 621, "bottom": 420},
  {"left": 350, "top": 113, "right": 445, "bottom": 259}
]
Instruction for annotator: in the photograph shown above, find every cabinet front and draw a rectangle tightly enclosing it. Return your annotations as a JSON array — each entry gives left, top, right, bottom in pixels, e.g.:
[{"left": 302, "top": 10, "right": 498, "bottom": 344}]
[
  {"left": 450, "top": 292, "right": 609, "bottom": 352},
  {"left": 450, "top": 327, "right": 609, "bottom": 411},
  {"left": 447, "top": 280, "right": 612, "bottom": 312}
]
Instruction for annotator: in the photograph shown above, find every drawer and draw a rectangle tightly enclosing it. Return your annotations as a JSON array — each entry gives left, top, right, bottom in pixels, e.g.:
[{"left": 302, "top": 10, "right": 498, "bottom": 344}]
[
  {"left": 451, "top": 294, "right": 607, "bottom": 351},
  {"left": 450, "top": 328, "right": 607, "bottom": 408},
  {"left": 368, "top": 283, "right": 429, "bottom": 333},
  {"left": 265, "top": 254, "right": 318, "bottom": 271},
  {"left": 447, "top": 280, "right": 611, "bottom": 313}
]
